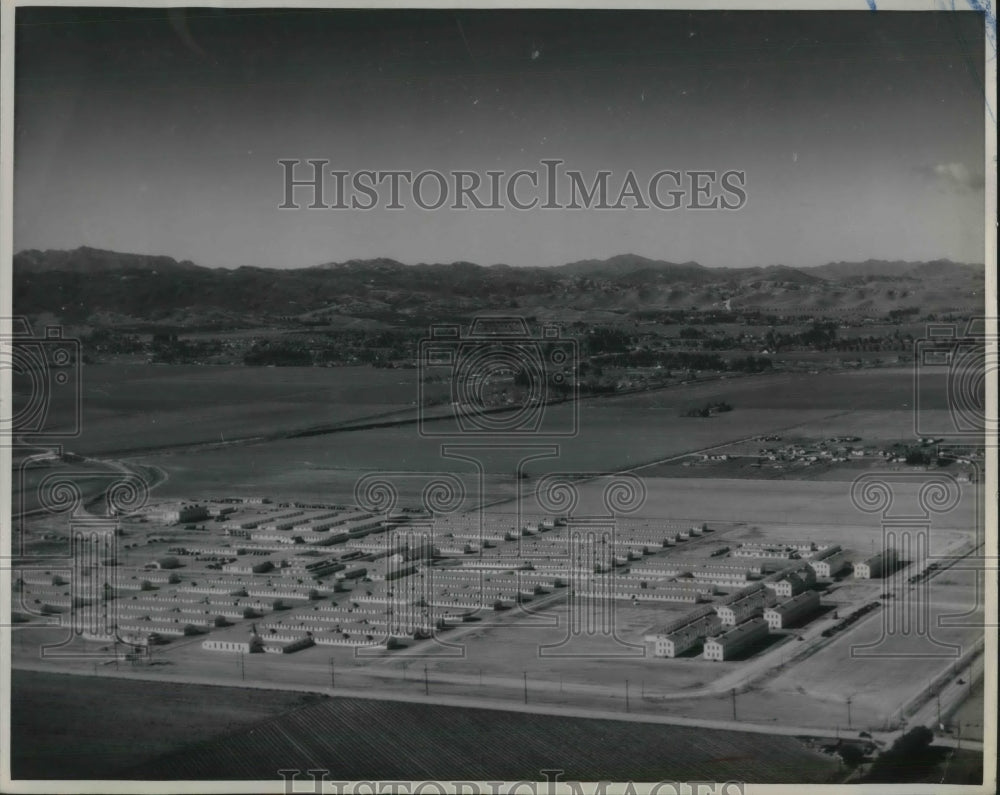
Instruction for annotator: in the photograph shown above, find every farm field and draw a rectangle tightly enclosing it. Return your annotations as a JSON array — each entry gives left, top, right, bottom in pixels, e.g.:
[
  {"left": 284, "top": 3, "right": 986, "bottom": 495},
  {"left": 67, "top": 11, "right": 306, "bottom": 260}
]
[
  {"left": 8, "top": 669, "right": 326, "bottom": 779},
  {"left": 126, "top": 691, "right": 840, "bottom": 782}
]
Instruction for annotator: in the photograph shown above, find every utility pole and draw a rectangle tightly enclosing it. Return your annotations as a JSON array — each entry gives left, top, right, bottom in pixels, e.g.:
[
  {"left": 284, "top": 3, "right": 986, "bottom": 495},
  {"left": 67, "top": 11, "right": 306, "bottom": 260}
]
[
  {"left": 240, "top": 652, "right": 245, "bottom": 681},
  {"left": 847, "top": 695, "right": 853, "bottom": 729},
  {"left": 329, "top": 658, "right": 335, "bottom": 689},
  {"left": 731, "top": 688, "right": 737, "bottom": 720},
  {"left": 423, "top": 664, "right": 429, "bottom": 696}
]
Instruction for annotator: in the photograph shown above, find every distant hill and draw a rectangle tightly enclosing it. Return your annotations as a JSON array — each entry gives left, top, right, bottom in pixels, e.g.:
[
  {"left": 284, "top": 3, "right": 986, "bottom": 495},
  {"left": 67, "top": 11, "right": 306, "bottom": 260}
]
[
  {"left": 13, "top": 246, "right": 203, "bottom": 274},
  {"left": 809, "top": 258, "right": 983, "bottom": 282},
  {"left": 558, "top": 254, "right": 708, "bottom": 280},
  {"left": 12, "top": 248, "right": 985, "bottom": 328}
]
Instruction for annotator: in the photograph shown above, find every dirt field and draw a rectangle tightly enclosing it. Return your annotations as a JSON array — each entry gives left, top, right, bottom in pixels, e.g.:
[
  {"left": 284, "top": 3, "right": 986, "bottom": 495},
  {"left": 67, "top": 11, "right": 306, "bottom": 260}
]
[
  {"left": 762, "top": 568, "right": 984, "bottom": 729},
  {"left": 515, "top": 476, "right": 977, "bottom": 533},
  {"left": 947, "top": 679, "right": 987, "bottom": 741}
]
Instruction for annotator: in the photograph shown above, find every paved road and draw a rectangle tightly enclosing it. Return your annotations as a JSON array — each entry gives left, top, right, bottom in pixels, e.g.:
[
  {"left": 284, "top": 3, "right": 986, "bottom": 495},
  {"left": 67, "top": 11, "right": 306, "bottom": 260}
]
[
  {"left": 907, "top": 647, "right": 986, "bottom": 735},
  {"left": 5, "top": 659, "right": 893, "bottom": 744}
]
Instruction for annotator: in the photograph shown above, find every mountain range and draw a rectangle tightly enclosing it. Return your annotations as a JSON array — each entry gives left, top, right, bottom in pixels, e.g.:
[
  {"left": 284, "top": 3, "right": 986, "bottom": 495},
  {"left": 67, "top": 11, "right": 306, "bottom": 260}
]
[{"left": 13, "top": 247, "right": 985, "bottom": 328}]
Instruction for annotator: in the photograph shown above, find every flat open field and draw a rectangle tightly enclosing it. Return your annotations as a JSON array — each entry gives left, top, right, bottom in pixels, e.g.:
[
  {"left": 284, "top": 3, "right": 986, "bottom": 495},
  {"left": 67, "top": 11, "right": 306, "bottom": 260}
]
[
  {"left": 115, "top": 366, "right": 974, "bottom": 506},
  {"left": 127, "top": 690, "right": 839, "bottom": 782},
  {"left": 9, "top": 669, "right": 326, "bottom": 779},
  {"left": 26, "top": 365, "right": 447, "bottom": 457},
  {"left": 131, "top": 407, "right": 841, "bottom": 504},
  {"left": 516, "top": 476, "right": 977, "bottom": 531},
  {"left": 762, "top": 567, "right": 984, "bottom": 728},
  {"left": 601, "top": 367, "right": 951, "bottom": 412},
  {"left": 947, "top": 679, "right": 987, "bottom": 741}
]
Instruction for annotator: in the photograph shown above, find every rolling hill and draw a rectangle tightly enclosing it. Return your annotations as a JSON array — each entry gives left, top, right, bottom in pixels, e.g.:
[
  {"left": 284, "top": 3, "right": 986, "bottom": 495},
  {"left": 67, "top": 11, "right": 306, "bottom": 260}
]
[{"left": 12, "top": 247, "right": 984, "bottom": 328}]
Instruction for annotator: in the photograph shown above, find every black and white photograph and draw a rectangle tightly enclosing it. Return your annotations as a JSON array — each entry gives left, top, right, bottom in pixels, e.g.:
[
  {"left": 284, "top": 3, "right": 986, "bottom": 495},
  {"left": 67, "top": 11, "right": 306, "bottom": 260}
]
[{"left": 0, "top": 3, "right": 996, "bottom": 792}]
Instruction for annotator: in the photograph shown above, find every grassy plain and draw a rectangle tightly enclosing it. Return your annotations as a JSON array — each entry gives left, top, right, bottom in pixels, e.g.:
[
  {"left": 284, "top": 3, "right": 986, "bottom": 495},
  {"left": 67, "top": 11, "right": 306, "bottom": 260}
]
[
  {"left": 9, "top": 669, "right": 326, "bottom": 779},
  {"left": 29, "top": 365, "right": 446, "bottom": 456},
  {"left": 104, "top": 366, "right": 968, "bottom": 506},
  {"left": 127, "top": 691, "right": 839, "bottom": 782}
]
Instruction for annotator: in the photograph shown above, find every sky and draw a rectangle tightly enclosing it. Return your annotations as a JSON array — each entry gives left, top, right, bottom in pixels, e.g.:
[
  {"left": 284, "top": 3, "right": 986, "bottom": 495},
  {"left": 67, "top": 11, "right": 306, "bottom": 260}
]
[{"left": 13, "top": 8, "right": 988, "bottom": 270}]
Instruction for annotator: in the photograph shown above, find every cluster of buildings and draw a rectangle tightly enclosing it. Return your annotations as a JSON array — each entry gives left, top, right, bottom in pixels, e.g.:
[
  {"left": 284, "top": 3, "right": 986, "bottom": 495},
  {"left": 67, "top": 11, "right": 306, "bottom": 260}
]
[
  {"left": 645, "top": 584, "right": 821, "bottom": 662},
  {"left": 755, "top": 437, "right": 876, "bottom": 466},
  {"left": 640, "top": 540, "right": 901, "bottom": 662},
  {"left": 13, "top": 493, "right": 902, "bottom": 667}
]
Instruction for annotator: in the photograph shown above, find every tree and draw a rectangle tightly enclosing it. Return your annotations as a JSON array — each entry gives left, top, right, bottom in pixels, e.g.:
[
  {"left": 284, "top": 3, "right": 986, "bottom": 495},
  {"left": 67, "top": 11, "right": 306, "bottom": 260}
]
[
  {"left": 865, "top": 726, "right": 936, "bottom": 782},
  {"left": 140, "top": 580, "right": 155, "bottom": 591},
  {"left": 213, "top": 615, "right": 230, "bottom": 628},
  {"left": 839, "top": 743, "right": 865, "bottom": 769}
]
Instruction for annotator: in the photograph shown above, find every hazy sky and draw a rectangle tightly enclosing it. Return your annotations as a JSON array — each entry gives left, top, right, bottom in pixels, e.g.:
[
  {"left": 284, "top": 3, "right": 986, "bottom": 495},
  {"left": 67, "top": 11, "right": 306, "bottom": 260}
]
[{"left": 14, "top": 8, "right": 988, "bottom": 269}]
